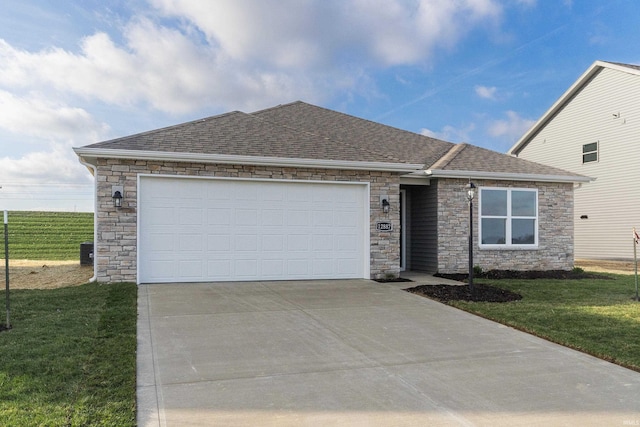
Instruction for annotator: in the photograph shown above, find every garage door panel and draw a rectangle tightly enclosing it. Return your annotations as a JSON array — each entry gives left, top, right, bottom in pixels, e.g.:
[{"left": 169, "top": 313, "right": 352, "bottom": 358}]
[
  {"left": 235, "top": 235, "right": 258, "bottom": 251},
  {"left": 208, "top": 260, "right": 231, "bottom": 277},
  {"left": 262, "top": 235, "right": 284, "bottom": 251},
  {"left": 146, "top": 207, "right": 175, "bottom": 225},
  {"left": 234, "top": 259, "right": 258, "bottom": 277},
  {"left": 146, "top": 233, "right": 175, "bottom": 251},
  {"left": 286, "top": 210, "right": 309, "bottom": 226},
  {"left": 312, "top": 210, "right": 334, "bottom": 226},
  {"left": 146, "top": 260, "right": 176, "bottom": 280},
  {"left": 287, "top": 235, "right": 309, "bottom": 251},
  {"left": 207, "top": 208, "right": 232, "bottom": 225},
  {"left": 261, "top": 209, "right": 284, "bottom": 226},
  {"left": 336, "top": 235, "right": 357, "bottom": 251},
  {"left": 235, "top": 185, "right": 259, "bottom": 201},
  {"left": 312, "top": 258, "right": 333, "bottom": 274},
  {"left": 179, "top": 260, "right": 203, "bottom": 278},
  {"left": 179, "top": 208, "right": 203, "bottom": 225},
  {"left": 235, "top": 209, "right": 258, "bottom": 225},
  {"left": 312, "top": 235, "right": 333, "bottom": 251},
  {"left": 287, "top": 259, "right": 309, "bottom": 275},
  {"left": 287, "top": 186, "right": 312, "bottom": 202},
  {"left": 337, "top": 259, "right": 359, "bottom": 275},
  {"left": 261, "top": 260, "right": 284, "bottom": 276},
  {"left": 207, "top": 234, "right": 231, "bottom": 251},
  {"left": 178, "top": 234, "right": 203, "bottom": 251},
  {"left": 334, "top": 210, "right": 358, "bottom": 226},
  {"left": 261, "top": 186, "right": 286, "bottom": 201},
  {"left": 139, "top": 177, "right": 367, "bottom": 283}
]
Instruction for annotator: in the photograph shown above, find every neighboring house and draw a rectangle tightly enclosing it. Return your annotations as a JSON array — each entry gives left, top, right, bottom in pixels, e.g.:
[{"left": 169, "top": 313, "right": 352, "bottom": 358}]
[
  {"left": 74, "top": 101, "right": 588, "bottom": 284},
  {"left": 509, "top": 60, "right": 640, "bottom": 260}
]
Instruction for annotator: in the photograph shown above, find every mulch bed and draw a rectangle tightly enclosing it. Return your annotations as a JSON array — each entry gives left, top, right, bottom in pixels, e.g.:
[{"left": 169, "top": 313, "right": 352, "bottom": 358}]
[
  {"left": 435, "top": 269, "right": 607, "bottom": 281},
  {"left": 406, "top": 283, "right": 522, "bottom": 303},
  {"left": 405, "top": 269, "right": 610, "bottom": 303},
  {"left": 373, "top": 277, "right": 414, "bottom": 283}
]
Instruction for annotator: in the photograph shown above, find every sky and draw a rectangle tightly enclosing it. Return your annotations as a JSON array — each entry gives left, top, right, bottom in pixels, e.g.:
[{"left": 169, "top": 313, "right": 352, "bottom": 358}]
[{"left": 0, "top": 0, "right": 639, "bottom": 212}]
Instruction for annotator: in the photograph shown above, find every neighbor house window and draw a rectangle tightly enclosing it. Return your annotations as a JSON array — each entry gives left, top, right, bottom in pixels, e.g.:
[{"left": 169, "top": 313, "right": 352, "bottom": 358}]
[
  {"left": 582, "top": 142, "right": 598, "bottom": 163},
  {"left": 479, "top": 188, "right": 538, "bottom": 248}
]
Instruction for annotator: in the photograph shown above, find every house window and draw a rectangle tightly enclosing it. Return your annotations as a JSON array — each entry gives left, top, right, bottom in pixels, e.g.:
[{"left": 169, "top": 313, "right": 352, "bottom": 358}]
[
  {"left": 582, "top": 142, "right": 598, "bottom": 163},
  {"left": 479, "top": 188, "right": 538, "bottom": 248}
]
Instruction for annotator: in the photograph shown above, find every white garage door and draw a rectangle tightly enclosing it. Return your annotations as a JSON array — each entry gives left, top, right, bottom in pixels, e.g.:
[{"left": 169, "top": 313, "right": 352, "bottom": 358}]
[{"left": 138, "top": 176, "right": 369, "bottom": 283}]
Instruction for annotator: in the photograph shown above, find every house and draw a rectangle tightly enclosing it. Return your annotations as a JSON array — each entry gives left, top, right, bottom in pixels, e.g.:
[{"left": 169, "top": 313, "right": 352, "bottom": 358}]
[
  {"left": 74, "top": 101, "right": 588, "bottom": 284},
  {"left": 509, "top": 61, "right": 640, "bottom": 260}
]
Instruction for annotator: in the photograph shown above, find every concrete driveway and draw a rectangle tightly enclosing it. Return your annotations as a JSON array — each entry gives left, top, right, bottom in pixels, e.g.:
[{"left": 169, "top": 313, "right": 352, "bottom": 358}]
[{"left": 137, "top": 279, "right": 640, "bottom": 426}]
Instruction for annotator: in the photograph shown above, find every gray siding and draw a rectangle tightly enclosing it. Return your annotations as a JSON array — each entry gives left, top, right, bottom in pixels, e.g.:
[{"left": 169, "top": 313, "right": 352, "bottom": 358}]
[
  {"left": 515, "top": 67, "right": 640, "bottom": 259},
  {"left": 407, "top": 183, "right": 438, "bottom": 272}
]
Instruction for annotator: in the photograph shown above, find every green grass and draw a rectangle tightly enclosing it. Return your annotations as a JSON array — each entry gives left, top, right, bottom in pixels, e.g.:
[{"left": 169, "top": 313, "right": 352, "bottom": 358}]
[
  {"left": 0, "top": 211, "right": 94, "bottom": 260},
  {"left": 0, "top": 282, "right": 137, "bottom": 426},
  {"left": 449, "top": 274, "right": 640, "bottom": 371}
]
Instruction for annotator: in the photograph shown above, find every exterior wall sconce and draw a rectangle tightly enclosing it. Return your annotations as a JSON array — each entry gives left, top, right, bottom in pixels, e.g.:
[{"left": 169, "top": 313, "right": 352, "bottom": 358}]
[
  {"left": 381, "top": 196, "right": 390, "bottom": 213},
  {"left": 112, "top": 186, "right": 123, "bottom": 208}
]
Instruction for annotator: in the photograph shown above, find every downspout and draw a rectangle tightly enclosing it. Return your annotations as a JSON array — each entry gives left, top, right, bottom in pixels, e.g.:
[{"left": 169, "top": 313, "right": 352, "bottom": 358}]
[{"left": 78, "top": 157, "right": 98, "bottom": 283}]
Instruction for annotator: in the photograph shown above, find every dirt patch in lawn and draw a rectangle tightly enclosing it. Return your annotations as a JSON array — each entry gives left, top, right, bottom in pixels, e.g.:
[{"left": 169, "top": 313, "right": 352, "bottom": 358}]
[
  {"left": 0, "top": 260, "right": 93, "bottom": 289},
  {"left": 574, "top": 259, "right": 636, "bottom": 275}
]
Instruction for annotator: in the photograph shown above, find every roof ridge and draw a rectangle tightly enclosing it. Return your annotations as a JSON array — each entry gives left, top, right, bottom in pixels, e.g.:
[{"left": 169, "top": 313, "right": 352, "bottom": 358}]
[
  {"left": 250, "top": 100, "right": 305, "bottom": 115},
  {"left": 429, "top": 143, "right": 468, "bottom": 169},
  {"left": 251, "top": 103, "right": 410, "bottom": 164}
]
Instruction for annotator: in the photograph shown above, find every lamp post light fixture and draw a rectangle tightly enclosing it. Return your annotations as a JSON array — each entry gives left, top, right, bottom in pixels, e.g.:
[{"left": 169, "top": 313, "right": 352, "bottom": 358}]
[{"left": 465, "top": 181, "right": 476, "bottom": 291}]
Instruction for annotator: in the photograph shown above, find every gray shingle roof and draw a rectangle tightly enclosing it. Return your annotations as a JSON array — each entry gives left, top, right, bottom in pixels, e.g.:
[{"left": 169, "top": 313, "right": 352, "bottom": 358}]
[
  {"left": 431, "top": 143, "right": 585, "bottom": 177},
  {"left": 79, "top": 101, "right": 586, "bottom": 180},
  {"left": 84, "top": 109, "right": 400, "bottom": 163},
  {"left": 252, "top": 102, "right": 454, "bottom": 167}
]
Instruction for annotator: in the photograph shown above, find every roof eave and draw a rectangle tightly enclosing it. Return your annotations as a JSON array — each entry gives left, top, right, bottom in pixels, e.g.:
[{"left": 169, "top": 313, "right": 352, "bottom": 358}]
[
  {"left": 509, "top": 60, "right": 616, "bottom": 156},
  {"left": 425, "top": 169, "right": 593, "bottom": 183},
  {"left": 73, "top": 148, "right": 425, "bottom": 173}
]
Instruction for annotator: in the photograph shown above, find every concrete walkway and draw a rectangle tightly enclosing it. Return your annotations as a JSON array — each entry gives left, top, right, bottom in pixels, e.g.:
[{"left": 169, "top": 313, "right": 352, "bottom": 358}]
[{"left": 137, "top": 278, "right": 640, "bottom": 426}]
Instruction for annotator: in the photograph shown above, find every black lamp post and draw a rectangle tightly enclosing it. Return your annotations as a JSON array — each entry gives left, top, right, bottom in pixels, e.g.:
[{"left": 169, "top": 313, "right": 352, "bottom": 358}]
[{"left": 466, "top": 182, "right": 476, "bottom": 291}]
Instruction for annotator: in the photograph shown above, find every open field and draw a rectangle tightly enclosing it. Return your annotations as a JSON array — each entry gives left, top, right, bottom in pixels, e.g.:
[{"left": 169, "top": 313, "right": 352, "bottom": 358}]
[
  {"left": 0, "top": 211, "right": 94, "bottom": 288},
  {"left": 0, "top": 211, "right": 93, "bottom": 260}
]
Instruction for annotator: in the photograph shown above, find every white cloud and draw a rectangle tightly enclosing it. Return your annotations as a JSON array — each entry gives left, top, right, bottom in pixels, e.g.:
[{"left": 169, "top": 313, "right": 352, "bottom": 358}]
[
  {"left": 487, "top": 110, "right": 534, "bottom": 140},
  {"left": 421, "top": 123, "right": 476, "bottom": 143},
  {"left": 0, "top": 1, "right": 505, "bottom": 115},
  {"left": 149, "top": 0, "right": 502, "bottom": 67},
  {"left": 474, "top": 85, "right": 497, "bottom": 100},
  {"left": 0, "top": 90, "right": 109, "bottom": 141},
  {"left": 0, "top": 142, "right": 88, "bottom": 184}
]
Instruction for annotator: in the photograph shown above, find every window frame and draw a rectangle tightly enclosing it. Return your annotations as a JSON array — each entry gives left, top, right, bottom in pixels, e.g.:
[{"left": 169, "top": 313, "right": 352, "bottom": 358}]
[
  {"left": 582, "top": 141, "right": 598, "bottom": 164},
  {"left": 478, "top": 187, "right": 538, "bottom": 250}
]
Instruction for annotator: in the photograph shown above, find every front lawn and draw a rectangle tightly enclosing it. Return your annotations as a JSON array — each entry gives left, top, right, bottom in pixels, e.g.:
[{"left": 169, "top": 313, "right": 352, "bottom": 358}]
[
  {"left": 0, "top": 282, "right": 137, "bottom": 426},
  {"left": 444, "top": 274, "right": 640, "bottom": 371}
]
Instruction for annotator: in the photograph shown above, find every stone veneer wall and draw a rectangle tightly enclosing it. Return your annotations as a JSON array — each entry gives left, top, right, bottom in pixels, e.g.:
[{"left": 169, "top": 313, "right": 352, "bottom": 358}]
[
  {"left": 94, "top": 158, "right": 400, "bottom": 283},
  {"left": 437, "top": 178, "right": 574, "bottom": 273}
]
